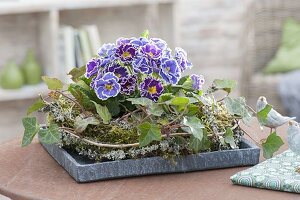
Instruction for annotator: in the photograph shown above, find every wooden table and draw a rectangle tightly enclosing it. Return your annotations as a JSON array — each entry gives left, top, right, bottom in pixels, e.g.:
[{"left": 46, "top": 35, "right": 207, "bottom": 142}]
[{"left": 0, "top": 121, "right": 299, "bottom": 200}]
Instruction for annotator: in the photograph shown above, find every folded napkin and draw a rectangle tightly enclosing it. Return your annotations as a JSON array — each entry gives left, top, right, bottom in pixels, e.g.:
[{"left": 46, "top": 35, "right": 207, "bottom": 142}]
[{"left": 231, "top": 150, "right": 300, "bottom": 193}]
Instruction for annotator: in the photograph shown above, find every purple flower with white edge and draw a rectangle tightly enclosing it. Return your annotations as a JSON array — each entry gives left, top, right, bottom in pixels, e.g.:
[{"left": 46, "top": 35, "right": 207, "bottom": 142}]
[
  {"left": 115, "top": 43, "right": 137, "bottom": 62},
  {"left": 120, "top": 75, "right": 137, "bottom": 95},
  {"left": 98, "top": 43, "right": 116, "bottom": 58},
  {"left": 106, "top": 64, "right": 129, "bottom": 78},
  {"left": 142, "top": 43, "right": 162, "bottom": 60},
  {"left": 175, "top": 47, "right": 192, "bottom": 72},
  {"left": 140, "top": 77, "right": 164, "bottom": 102},
  {"left": 85, "top": 58, "right": 100, "bottom": 78},
  {"left": 159, "top": 58, "right": 181, "bottom": 85},
  {"left": 132, "top": 56, "right": 153, "bottom": 74},
  {"left": 94, "top": 72, "right": 121, "bottom": 100},
  {"left": 150, "top": 38, "right": 168, "bottom": 50},
  {"left": 130, "top": 37, "right": 149, "bottom": 47},
  {"left": 116, "top": 37, "right": 134, "bottom": 46},
  {"left": 190, "top": 74, "right": 205, "bottom": 91}
]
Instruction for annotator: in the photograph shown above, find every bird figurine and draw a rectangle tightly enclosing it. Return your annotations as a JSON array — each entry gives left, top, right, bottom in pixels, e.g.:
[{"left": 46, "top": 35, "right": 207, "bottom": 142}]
[
  {"left": 256, "top": 96, "right": 296, "bottom": 133},
  {"left": 287, "top": 120, "right": 300, "bottom": 173},
  {"left": 288, "top": 120, "right": 300, "bottom": 155}
]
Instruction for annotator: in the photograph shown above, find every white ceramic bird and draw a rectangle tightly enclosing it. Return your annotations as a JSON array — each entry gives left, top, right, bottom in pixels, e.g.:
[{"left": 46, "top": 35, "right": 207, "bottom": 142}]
[
  {"left": 256, "top": 96, "right": 296, "bottom": 133},
  {"left": 288, "top": 120, "right": 300, "bottom": 155}
]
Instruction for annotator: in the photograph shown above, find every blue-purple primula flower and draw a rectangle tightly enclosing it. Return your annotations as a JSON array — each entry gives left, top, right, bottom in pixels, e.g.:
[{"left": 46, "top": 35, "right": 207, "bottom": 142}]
[
  {"left": 159, "top": 58, "right": 181, "bottom": 85},
  {"left": 190, "top": 74, "right": 205, "bottom": 91},
  {"left": 140, "top": 77, "right": 164, "bottom": 102},
  {"left": 142, "top": 43, "right": 162, "bottom": 60},
  {"left": 150, "top": 38, "right": 168, "bottom": 50},
  {"left": 130, "top": 37, "right": 149, "bottom": 47},
  {"left": 115, "top": 43, "right": 137, "bottom": 62},
  {"left": 98, "top": 43, "right": 116, "bottom": 58},
  {"left": 175, "top": 47, "right": 192, "bottom": 72},
  {"left": 94, "top": 72, "right": 121, "bottom": 100},
  {"left": 85, "top": 58, "right": 100, "bottom": 78},
  {"left": 120, "top": 75, "right": 137, "bottom": 95},
  {"left": 132, "top": 56, "right": 153, "bottom": 74},
  {"left": 106, "top": 64, "right": 129, "bottom": 79}
]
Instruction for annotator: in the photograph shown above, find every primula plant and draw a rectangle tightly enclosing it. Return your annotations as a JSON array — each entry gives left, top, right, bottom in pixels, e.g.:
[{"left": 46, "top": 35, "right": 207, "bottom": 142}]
[{"left": 22, "top": 31, "right": 283, "bottom": 161}]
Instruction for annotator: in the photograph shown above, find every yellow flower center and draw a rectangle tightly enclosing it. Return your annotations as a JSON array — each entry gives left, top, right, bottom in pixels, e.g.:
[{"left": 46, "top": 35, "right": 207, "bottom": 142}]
[
  {"left": 148, "top": 86, "right": 157, "bottom": 94},
  {"left": 166, "top": 67, "right": 170, "bottom": 72},
  {"left": 122, "top": 52, "right": 131, "bottom": 58},
  {"left": 149, "top": 52, "right": 154, "bottom": 57},
  {"left": 115, "top": 73, "right": 121, "bottom": 78},
  {"left": 105, "top": 84, "right": 113, "bottom": 91}
]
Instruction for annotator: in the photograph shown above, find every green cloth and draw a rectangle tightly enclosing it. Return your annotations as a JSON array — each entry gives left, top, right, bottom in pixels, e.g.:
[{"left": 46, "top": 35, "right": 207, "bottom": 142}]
[
  {"left": 231, "top": 150, "right": 300, "bottom": 193},
  {"left": 264, "top": 18, "right": 300, "bottom": 74}
]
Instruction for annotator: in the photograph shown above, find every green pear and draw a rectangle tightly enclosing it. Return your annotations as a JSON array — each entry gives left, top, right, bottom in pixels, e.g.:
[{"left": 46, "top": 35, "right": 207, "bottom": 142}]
[
  {"left": 0, "top": 61, "right": 25, "bottom": 89},
  {"left": 22, "top": 50, "right": 42, "bottom": 85}
]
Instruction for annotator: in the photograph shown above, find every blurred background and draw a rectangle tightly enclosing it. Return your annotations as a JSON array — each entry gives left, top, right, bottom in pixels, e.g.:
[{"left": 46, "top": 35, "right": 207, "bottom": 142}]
[{"left": 0, "top": 0, "right": 300, "bottom": 143}]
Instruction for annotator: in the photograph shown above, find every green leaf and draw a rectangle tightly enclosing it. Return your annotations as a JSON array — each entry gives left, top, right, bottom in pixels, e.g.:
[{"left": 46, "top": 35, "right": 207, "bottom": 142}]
[
  {"left": 189, "top": 130, "right": 211, "bottom": 153},
  {"left": 27, "top": 98, "right": 45, "bottom": 115},
  {"left": 262, "top": 132, "right": 284, "bottom": 159},
  {"left": 170, "top": 97, "right": 190, "bottom": 106},
  {"left": 158, "top": 93, "right": 174, "bottom": 103},
  {"left": 92, "top": 101, "right": 111, "bottom": 124},
  {"left": 257, "top": 104, "right": 272, "bottom": 125},
  {"left": 138, "top": 122, "right": 161, "bottom": 147},
  {"left": 67, "top": 66, "right": 86, "bottom": 82},
  {"left": 213, "top": 79, "right": 237, "bottom": 93},
  {"left": 41, "top": 76, "right": 63, "bottom": 90},
  {"left": 147, "top": 103, "right": 164, "bottom": 116},
  {"left": 181, "top": 77, "right": 194, "bottom": 91},
  {"left": 140, "top": 30, "right": 150, "bottom": 39},
  {"left": 127, "top": 97, "right": 153, "bottom": 106},
  {"left": 224, "top": 128, "right": 237, "bottom": 149},
  {"left": 105, "top": 97, "right": 121, "bottom": 117},
  {"left": 68, "top": 83, "right": 95, "bottom": 110},
  {"left": 224, "top": 97, "right": 252, "bottom": 124},
  {"left": 38, "top": 124, "right": 61, "bottom": 144},
  {"left": 21, "top": 117, "right": 39, "bottom": 147},
  {"left": 183, "top": 116, "right": 204, "bottom": 141},
  {"left": 186, "top": 104, "right": 199, "bottom": 116},
  {"left": 74, "top": 115, "right": 100, "bottom": 133}
]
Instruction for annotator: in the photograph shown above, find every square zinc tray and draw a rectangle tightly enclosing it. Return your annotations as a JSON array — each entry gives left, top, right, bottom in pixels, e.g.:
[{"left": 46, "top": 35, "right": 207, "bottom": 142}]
[{"left": 40, "top": 138, "right": 260, "bottom": 182}]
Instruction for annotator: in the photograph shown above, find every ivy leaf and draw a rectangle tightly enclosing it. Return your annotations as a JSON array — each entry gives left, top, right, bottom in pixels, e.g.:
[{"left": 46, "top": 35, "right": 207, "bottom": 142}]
[
  {"left": 138, "top": 122, "right": 161, "bottom": 147},
  {"left": 213, "top": 79, "right": 237, "bottom": 93},
  {"left": 147, "top": 104, "right": 164, "bottom": 116},
  {"left": 127, "top": 97, "right": 153, "bottom": 106},
  {"left": 257, "top": 104, "right": 272, "bottom": 125},
  {"left": 92, "top": 101, "right": 111, "bottom": 124},
  {"left": 189, "top": 130, "right": 211, "bottom": 153},
  {"left": 140, "top": 30, "right": 150, "bottom": 39},
  {"left": 224, "top": 97, "right": 252, "bottom": 124},
  {"left": 21, "top": 117, "right": 39, "bottom": 147},
  {"left": 74, "top": 116, "right": 100, "bottom": 133},
  {"left": 27, "top": 98, "right": 45, "bottom": 115},
  {"left": 183, "top": 116, "right": 204, "bottom": 141},
  {"left": 41, "top": 76, "right": 63, "bottom": 90},
  {"left": 68, "top": 66, "right": 86, "bottom": 82},
  {"left": 170, "top": 97, "right": 190, "bottom": 107},
  {"left": 224, "top": 128, "right": 237, "bottom": 149},
  {"left": 38, "top": 124, "right": 61, "bottom": 144},
  {"left": 262, "top": 132, "right": 284, "bottom": 159}
]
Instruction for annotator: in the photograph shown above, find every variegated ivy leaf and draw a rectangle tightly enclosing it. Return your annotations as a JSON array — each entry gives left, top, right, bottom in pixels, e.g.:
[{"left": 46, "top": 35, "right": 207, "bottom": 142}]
[
  {"left": 22, "top": 117, "right": 39, "bottom": 147},
  {"left": 262, "top": 132, "right": 284, "bottom": 159},
  {"left": 38, "top": 124, "right": 61, "bottom": 144},
  {"left": 138, "top": 122, "right": 161, "bottom": 147},
  {"left": 127, "top": 97, "right": 153, "bottom": 106},
  {"left": 183, "top": 116, "right": 205, "bottom": 141},
  {"left": 74, "top": 115, "right": 100, "bottom": 133}
]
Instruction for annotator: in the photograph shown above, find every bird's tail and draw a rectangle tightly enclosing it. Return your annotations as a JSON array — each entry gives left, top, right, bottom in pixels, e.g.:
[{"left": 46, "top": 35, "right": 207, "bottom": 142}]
[{"left": 289, "top": 117, "right": 297, "bottom": 121}]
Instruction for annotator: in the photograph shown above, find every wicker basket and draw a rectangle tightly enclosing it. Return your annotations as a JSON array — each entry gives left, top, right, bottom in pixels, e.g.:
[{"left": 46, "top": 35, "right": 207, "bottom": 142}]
[{"left": 241, "top": 0, "right": 300, "bottom": 113}]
